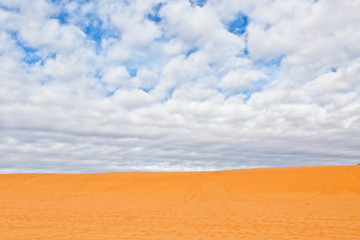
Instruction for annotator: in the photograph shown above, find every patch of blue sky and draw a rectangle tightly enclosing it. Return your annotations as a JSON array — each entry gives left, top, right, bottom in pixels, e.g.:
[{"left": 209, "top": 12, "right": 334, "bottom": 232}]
[
  {"left": 36, "top": 53, "right": 57, "bottom": 66},
  {"left": 127, "top": 67, "right": 138, "bottom": 77},
  {"left": 330, "top": 67, "right": 337, "bottom": 72},
  {"left": 140, "top": 87, "right": 153, "bottom": 93},
  {"left": 117, "top": 0, "right": 131, "bottom": 6},
  {"left": 216, "top": 87, "right": 223, "bottom": 94},
  {"left": 20, "top": 45, "right": 36, "bottom": 55},
  {"left": 254, "top": 55, "right": 284, "bottom": 72},
  {"left": 96, "top": 78, "right": 113, "bottom": 97},
  {"left": 8, "top": 30, "right": 43, "bottom": 65},
  {"left": 40, "top": 75, "right": 54, "bottom": 85},
  {"left": 252, "top": 56, "right": 283, "bottom": 87},
  {"left": 23, "top": 48, "right": 56, "bottom": 66},
  {"left": 93, "top": 69, "right": 103, "bottom": 81},
  {"left": 0, "top": 3, "right": 20, "bottom": 13},
  {"left": 159, "top": 87, "right": 176, "bottom": 102},
  {"left": 147, "top": 3, "right": 164, "bottom": 23},
  {"left": 7, "top": 30, "right": 18, "bottom": 40},
  {"left": 227, "top": 13, "right": 248, "bottom": 35},
  {"left": 23, "top": 51, "right": 42, "bottom": 65},
  {"left": 186, "top": 47, "right": 198, "bottom": 57},
  {"left": 49, "top": 3, "right": 112, "bottom": 50},
  {"left": 242, "top": 79, "right": 268, "bottom": 102},
  {"left": 122, "top": 57, "right": 155, "bottom": 77},
  {"left": 106, "top": 90, "right": 116, "bottom": 97},
  {"left": 81, "top": 17, "right": 120, "bottom": 53},
  {"left": 83, "top": 15, "right": 103, "bottom": 45},
  {"left": 189, "top": 0, "right": 207, "bottom": 7},
  {"left": 53, "top": 10, "right": 69, "bottom": 24},
  {"left": 167, "top": 87, "right": 176, "bottom": 99},
  {"left": 223, "top": 84, "right": 264, "bottom": 103},
  {"left": 93, "top": 70, "right": 119, "bottom": 97},
  {"left": 243, "top": 48, "right": 249, "bottom": 56},
  {"left": 122, "top": 62, "right": 139, "bottom": 77},
  {"left": 50, "top": 0, "right": 91, "bottom": 4}
]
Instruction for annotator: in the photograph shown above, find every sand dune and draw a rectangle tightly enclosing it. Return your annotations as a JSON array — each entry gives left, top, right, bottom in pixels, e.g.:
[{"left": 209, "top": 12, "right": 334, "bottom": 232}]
[{"left": 0, "top": 165, "right": 359, "bottom": 239}]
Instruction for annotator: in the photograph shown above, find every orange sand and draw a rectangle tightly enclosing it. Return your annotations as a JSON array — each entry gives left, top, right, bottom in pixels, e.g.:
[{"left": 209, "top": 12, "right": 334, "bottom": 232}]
[{"left": 0, "top": 165, "right": 359, "bottom": 239}]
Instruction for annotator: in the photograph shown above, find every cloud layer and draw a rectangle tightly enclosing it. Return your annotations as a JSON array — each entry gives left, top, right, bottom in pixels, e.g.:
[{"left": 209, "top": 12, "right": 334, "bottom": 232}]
[{"left": 0, "top": 0, "right": 359, "bottom": 173}]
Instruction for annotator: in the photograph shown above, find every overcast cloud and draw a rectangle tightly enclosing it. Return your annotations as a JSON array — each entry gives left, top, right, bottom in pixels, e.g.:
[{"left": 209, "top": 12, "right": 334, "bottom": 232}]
[{"left": 0, "top": 0, "right": 359, "bottom": 173}]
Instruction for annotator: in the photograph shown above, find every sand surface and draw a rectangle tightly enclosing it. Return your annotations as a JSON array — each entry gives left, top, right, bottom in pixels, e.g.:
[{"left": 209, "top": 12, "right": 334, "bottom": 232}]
[{"left": 0, "top": 165, "right": 359, "bottom": 239}]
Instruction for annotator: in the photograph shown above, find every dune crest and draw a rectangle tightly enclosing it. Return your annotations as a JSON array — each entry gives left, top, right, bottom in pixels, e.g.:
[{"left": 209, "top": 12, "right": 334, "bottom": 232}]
[{"left": 1, "top": 165, "right": 359, "bottom": 239}]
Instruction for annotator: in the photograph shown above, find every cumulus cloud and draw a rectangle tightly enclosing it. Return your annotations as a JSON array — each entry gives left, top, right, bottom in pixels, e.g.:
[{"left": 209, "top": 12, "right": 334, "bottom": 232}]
[{"left": 0, "top": 0, "right": 359, "bottom": 173}]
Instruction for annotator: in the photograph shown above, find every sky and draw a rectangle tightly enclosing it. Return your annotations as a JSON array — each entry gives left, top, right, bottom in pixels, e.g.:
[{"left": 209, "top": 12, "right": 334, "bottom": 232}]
[{"left": 0, "top": 0, "right": 359, "bottom": 173}]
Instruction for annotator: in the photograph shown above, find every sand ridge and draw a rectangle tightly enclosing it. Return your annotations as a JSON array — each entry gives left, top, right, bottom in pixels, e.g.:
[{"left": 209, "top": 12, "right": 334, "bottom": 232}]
[{"left": 0, "top": 165, "right": 359, "bottom": 239}]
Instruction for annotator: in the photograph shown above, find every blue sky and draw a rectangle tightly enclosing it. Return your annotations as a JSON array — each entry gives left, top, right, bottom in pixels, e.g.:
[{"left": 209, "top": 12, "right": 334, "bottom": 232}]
[{"left": 0, "top": 0, "right": 359, "bottom": 173}]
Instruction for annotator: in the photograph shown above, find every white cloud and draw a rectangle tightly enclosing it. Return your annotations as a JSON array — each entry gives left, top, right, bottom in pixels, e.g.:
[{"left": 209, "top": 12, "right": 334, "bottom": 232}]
[
  {"left": 101, "top": 65, "right": 130, "bottom": 89},
  {"left": 220, "top": 69, "right": 267, "bottom": 93},
  {"left": 0, "top": 0, "right": 359, "bottom": 173}
]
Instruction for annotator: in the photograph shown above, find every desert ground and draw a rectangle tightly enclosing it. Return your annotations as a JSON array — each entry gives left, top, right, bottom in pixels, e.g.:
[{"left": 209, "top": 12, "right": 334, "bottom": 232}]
[{"left": 0, "top": 165, "right": 359, "bottom": 239}]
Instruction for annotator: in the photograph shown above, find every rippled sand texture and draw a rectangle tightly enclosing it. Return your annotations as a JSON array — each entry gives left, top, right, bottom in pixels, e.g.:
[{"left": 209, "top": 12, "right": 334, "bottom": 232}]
[{"left": 1, "top": 165, "right": 359, "bottom": 240}]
